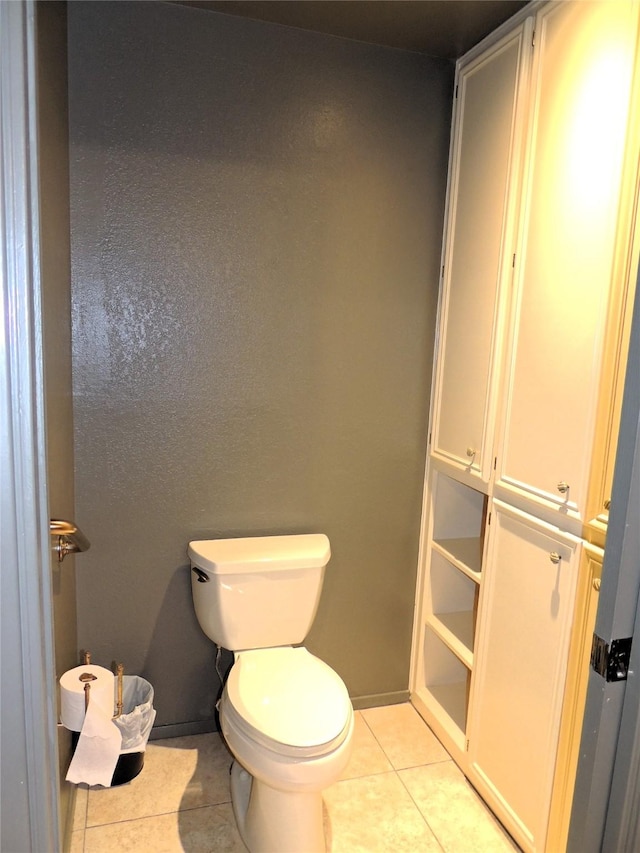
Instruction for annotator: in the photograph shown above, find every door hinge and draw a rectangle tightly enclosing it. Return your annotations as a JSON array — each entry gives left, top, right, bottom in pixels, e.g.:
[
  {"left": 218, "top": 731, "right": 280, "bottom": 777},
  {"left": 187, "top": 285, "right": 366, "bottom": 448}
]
[
  {"left": 512, "top": 253, "right": 516, "bottom": 268},
  {"left": 466, "top": 738, "right": 470, "bottom": 751},
  {"left": 493, "top": 456, "right": 497, "bottom": 470},
  {"left": 591, "top": 634, "right": 633, "bottom": 682},
  {"left": 532, "top": 30, "right": 536, "bottom": 48},
  {"left": 455, "top": 84, "right": 459, "bottom": 99},
  {"left": 487, "top": 511, "right": 492, "bottom": 526},
  {"left": 428, "top": 430, "right": 432, "bottom": 446}
]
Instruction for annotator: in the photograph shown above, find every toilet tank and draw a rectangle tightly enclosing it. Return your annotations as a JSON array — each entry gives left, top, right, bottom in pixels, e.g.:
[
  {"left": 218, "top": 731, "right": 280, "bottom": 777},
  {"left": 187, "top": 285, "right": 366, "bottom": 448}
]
[{"left": 188, "top": 534, "right": 331, "bottom": 651}]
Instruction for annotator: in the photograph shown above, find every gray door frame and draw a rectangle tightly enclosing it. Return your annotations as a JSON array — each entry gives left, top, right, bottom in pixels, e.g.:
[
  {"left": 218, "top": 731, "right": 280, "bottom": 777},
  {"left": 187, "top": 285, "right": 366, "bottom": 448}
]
[{"left": 0, "top": 1, "right": 60, "bottom": 850}]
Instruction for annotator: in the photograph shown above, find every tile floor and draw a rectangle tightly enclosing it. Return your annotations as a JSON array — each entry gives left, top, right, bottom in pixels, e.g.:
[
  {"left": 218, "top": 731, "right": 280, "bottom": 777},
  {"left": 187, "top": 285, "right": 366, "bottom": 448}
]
[{"left": 70, "top": 703, "right": 520, "bottom": 852}]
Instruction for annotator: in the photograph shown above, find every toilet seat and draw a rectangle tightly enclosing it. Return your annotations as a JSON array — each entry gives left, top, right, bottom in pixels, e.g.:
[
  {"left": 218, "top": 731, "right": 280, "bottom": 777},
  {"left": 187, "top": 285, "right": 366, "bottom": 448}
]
[{"left": 223, "top": 646, "right": 352, "bottom": 759}]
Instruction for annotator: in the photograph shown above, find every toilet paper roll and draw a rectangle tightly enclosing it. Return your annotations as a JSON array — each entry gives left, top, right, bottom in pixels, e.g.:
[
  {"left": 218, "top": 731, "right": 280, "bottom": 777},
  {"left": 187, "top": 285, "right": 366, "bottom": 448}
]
[
  {"left": 60, "top": 665, "right": 115, "bottom": 731},
  {"left": 66, "top": 698, "right": 122, "bottom": 787}
]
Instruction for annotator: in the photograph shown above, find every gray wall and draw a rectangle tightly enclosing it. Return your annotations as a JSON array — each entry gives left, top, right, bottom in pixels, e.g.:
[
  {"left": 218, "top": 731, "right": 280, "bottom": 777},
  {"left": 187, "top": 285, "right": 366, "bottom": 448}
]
[
  {"left": 37, "top": 1, "right": 77, "bottom": 842},
  {"left": 68, "top": 0, "right": 453, "bottom": 731}
]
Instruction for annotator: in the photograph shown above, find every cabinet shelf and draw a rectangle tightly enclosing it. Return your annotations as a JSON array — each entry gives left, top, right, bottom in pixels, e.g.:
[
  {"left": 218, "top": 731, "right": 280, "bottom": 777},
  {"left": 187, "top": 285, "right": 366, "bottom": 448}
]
[
  {"left": 424, "top": 681, "right": 468, "bottom": 740},
  {"left": 432, "top": 537, "right": 482, "bottom": 580},
  {"left": 429, "top": 611, "right": 474, "bottom": 667},
  {"left": 420, "top": 626, "right": 471, "bottom": 741},
  {"left": 429, "top": 546, "right": 479, "bottom": 667}
]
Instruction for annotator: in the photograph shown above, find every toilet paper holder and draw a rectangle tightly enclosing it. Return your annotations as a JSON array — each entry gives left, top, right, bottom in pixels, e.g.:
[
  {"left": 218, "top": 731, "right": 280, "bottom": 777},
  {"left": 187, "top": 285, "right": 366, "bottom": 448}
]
[{"left": 80, "top": 652, "right": 124, "bottom": 718}]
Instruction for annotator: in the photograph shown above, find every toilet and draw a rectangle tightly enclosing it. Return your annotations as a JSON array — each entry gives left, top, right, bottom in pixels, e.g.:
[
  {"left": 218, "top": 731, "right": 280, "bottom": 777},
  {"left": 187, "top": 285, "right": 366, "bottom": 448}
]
[{"left": 188, "top": 533, "right": 354, "bottom": 853}]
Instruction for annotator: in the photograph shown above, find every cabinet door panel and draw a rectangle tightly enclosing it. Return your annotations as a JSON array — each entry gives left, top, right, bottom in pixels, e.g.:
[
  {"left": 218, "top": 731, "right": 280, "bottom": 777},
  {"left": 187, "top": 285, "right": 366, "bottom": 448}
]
[
  {"left": 497, "top": 1, "right": 637, "bottom": 521},
  {"left": 469, "top": 502, "right": 580, "bottom": 850},
  {"left": 432, "top": 23, "right": 530, "bottom": 481}
]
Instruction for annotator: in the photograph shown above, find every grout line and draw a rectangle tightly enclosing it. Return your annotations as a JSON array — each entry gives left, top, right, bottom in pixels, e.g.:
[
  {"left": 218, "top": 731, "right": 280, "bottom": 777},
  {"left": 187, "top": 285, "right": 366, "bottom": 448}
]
[
  {"left": 394, "top": 755, "right": 453, "bottom": 771},
  {"left": 82, "top": 785, "right": 89, "bottom": 829},
  {"left": 339, "top": 768, "right": 394, "bottom": 782},
  {"left": 394, "top": 766, "right": 448, "bottom": 853},
  {"left": 84, "top": 800, "right": 233, "bottom": 830},
  {"left": 357, "top": 709, "right": 395, "bottom": 763},
  {"left": 359, "top": 704, "right": 454, "bottom": 772},
  {"left": 359, "top": 708, "right": 449, "bottom": 852}
]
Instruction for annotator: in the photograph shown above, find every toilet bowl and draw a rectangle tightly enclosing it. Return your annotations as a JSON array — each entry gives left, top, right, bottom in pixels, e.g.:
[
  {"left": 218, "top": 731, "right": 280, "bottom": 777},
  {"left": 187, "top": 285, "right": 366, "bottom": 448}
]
[
  {"left": 188, "top": 534, "right": 354, "bottom": 853},
  {"left": 220, "top": 647, "right": 353, "bottom": 852}
]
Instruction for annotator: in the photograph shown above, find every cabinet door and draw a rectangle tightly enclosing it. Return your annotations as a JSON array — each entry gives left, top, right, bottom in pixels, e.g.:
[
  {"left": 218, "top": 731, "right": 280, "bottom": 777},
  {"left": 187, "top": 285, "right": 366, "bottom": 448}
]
[
  {"left": 431, "top": 21, "right": 531, "bottom": 483},
  {"left": 586, "top": 186, "right": 640, "bottom": 545},
  {"left": 546, "top": 544, "right": 603, "bottom": 852},
  {"left": 496, "top": 1, "right": 638, "bottom": 525},
  {"left": 468, "top": 501, "right": 581, "bottom": 852}
]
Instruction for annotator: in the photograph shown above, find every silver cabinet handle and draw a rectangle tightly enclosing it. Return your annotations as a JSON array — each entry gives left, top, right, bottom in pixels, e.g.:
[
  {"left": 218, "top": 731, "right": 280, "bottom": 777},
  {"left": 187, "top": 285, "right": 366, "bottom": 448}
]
[
  {"left": 466, "top": 447, "right": 476, "bottom": 458},
  {"left": 549, "top": 552, "right": 562, "bottom": 565},
  {"left": 49, "top": 519, "right": 90, "bottom": 563},
  {"left": 557, "top": 481, "right": 570, "bottom": 494}
]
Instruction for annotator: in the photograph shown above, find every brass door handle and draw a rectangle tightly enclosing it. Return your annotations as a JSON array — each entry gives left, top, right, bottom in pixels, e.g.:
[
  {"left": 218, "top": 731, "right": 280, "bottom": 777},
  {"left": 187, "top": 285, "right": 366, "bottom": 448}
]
[{"left": 49, "top": 519, "right": 90, "bottom": 563}]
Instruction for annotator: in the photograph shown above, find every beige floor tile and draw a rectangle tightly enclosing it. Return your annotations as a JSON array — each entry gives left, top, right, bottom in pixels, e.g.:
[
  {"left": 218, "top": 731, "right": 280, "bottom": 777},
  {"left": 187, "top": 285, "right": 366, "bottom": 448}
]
[
  {"left": 361, "top": 703, "right": 450, "bottom": 769},
  {"left": 73, "top": 784, "right": 88, "bottom": 831},
  {"left": 87, "top": 733, "right": 232, "bottom": 827},
  {"left": 399, "top": 762, "right": 520, "bottom": 853},
  {"left": 69, "top": 829, "right": 85, "bottom": 852},
  {"left": 324, "top": 771, "right": 441, "bottom": 853},
  {"left": 339, "top": 712, "right": 393, "bottom": 780},
  {"left": 83, "top": 803, "right": 244, "bottom": 853}
]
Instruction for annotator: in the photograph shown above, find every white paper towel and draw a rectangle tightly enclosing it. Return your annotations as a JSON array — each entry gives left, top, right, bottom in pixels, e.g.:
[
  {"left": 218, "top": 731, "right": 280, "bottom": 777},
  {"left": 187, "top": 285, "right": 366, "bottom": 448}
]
[
  {"left": 65, "top": 699, "right": 122, "bottom": 787},
  {"left": 60, "top": 665, "right": 115, "bottom": 731}
]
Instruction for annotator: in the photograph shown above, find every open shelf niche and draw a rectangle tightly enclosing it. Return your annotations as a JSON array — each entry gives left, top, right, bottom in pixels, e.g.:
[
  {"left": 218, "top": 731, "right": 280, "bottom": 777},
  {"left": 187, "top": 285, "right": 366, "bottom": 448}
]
[
  {"left": 427, "top": 471, "right": 487, "bottom": 658},
  {"left": 414, "top": 469, "right": 488, "bottom": 748},
  {"left": 421, "top": 625, "right": 471, "bottom": 746}
]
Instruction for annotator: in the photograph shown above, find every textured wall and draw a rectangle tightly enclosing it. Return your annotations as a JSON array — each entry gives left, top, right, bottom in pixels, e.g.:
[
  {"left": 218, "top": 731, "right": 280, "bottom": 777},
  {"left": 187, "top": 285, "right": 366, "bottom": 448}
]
[{"left": 68, "top": 0, "right": 453, "bottom": 730}]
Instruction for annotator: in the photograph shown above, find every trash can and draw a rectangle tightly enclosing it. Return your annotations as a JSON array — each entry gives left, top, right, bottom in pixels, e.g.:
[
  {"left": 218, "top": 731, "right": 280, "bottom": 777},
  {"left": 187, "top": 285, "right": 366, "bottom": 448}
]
[
  {"left": 70, "top": 674, "right": 156, "bottom": 786},
  {"left": 111, "top": 675, "right": 156, "bottom": 786}
]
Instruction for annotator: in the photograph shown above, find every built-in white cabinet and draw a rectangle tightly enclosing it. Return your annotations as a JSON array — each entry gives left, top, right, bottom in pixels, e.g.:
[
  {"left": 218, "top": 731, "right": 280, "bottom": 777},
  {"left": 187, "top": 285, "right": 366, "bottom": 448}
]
[
  {"left": 412, "top": 2, "right": 640, "bottom": 851},
  {"left": 430, "top": 21, "right": 532, "bottom": 484},
  {"left": 468, "top": 502, "right": 581, "bottom": 851},
  {"left": 495, "top": 0, "right": 639, "bottom": 528}
]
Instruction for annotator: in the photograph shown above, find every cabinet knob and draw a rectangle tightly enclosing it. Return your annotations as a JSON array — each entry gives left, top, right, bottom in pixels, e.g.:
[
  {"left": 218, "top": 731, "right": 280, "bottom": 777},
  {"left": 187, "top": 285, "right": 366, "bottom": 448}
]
[
  {"left": 549, "top": 552, "right": 562, "bottom": 565},
  {"left": 557, "top": 481, "right": 570, "bottom": 495},
  {"left": 466, "top": 447, "right": 476, "bottom": 459}
]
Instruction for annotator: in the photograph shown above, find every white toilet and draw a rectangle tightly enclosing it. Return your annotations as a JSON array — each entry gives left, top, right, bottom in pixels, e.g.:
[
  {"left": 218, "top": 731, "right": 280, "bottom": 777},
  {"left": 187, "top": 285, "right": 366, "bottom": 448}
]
[{"left": 188, "top": 533, "right": 354, "bottom": 853}]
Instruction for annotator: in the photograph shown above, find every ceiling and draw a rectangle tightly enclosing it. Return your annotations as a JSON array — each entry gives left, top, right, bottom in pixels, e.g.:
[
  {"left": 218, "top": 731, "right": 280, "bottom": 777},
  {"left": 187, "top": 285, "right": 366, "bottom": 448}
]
[{"left": 176, "top": 1, "right": 529, "bottom": 60}]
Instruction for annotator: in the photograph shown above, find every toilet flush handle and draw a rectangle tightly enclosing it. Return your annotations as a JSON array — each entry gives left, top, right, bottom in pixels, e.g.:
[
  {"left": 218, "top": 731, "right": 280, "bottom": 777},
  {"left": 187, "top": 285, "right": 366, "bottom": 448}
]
[{"left": 191, "top": 567, "right": 210, "bottom": 583}]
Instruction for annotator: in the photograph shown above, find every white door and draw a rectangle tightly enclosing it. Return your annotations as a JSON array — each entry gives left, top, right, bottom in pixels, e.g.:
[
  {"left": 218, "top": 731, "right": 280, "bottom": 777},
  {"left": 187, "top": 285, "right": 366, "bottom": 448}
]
[
  {"left": 469, "top": 501, "right": 581, "bottom": 852},
  {"left": 431, "top": 20, "right": 531, "bottom": 483},
  {"left": 495, "top": 0, "right": 638, "bottom": 526}
]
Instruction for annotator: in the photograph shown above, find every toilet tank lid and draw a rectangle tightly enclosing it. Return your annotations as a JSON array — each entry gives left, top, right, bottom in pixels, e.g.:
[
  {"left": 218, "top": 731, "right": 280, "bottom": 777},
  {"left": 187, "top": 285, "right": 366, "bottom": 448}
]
[{"left": 188, "top": 533, "right": 330, "bottom": 574}]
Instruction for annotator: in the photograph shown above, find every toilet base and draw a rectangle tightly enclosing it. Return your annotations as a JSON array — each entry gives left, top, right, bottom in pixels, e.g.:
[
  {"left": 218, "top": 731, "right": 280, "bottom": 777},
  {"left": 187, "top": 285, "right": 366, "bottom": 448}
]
[{"left": 230, "top": 760, "right": 326, "bottom": 853}]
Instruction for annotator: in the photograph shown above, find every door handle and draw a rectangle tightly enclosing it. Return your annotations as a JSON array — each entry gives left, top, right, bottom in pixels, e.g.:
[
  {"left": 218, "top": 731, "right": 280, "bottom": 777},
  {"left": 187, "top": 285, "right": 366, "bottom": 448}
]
[{"left": 49, "top": 519, "right": 91, "bottom": 563}]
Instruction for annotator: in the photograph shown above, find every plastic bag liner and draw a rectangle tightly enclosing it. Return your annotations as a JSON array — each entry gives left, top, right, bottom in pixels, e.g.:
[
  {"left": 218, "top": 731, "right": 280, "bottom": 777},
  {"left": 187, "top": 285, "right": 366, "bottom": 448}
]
[{"left": 113, "top": 675, "right": 156, "bottom": 753}]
